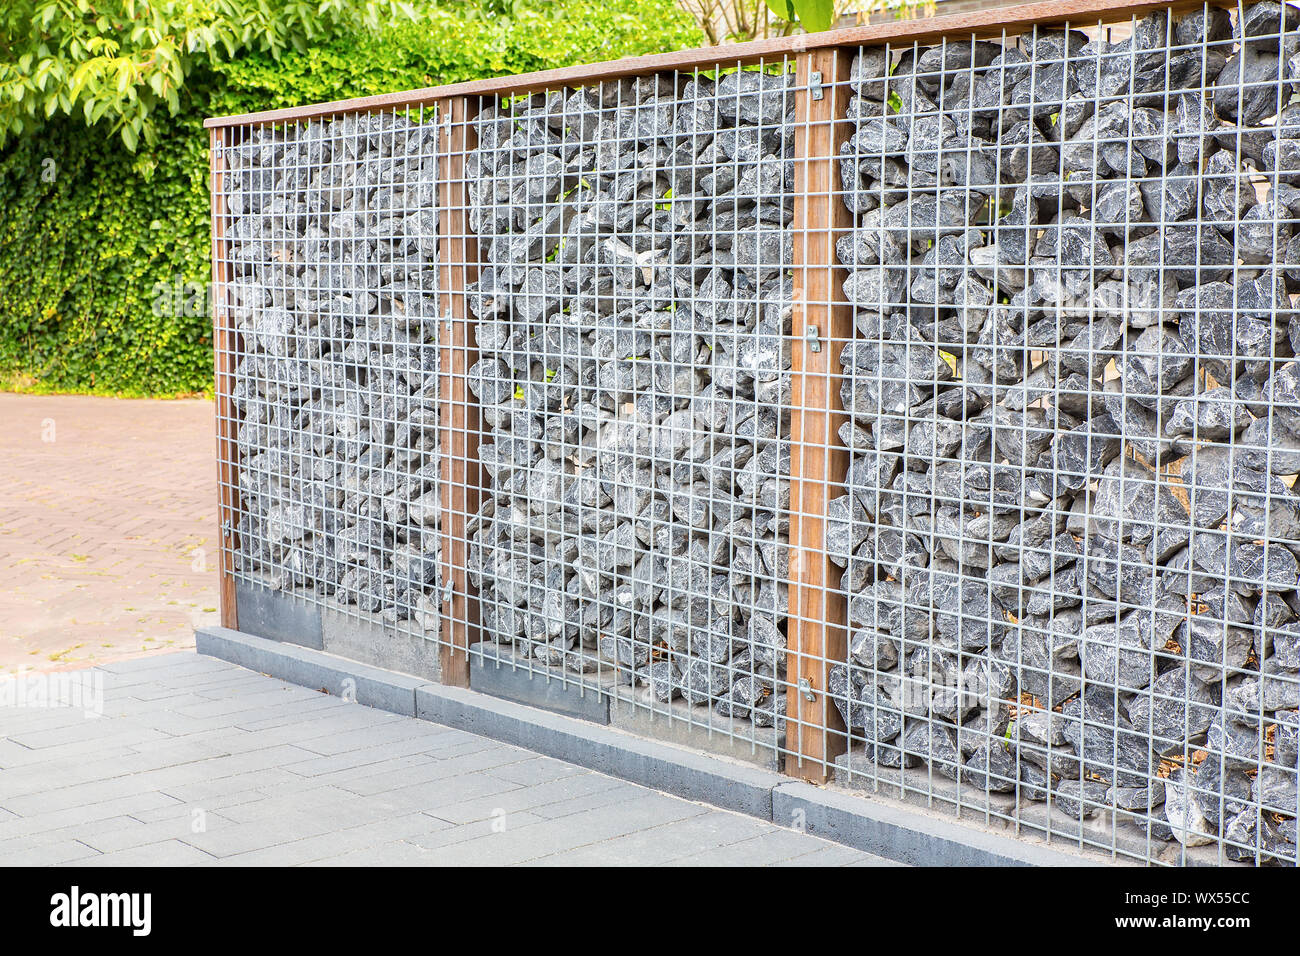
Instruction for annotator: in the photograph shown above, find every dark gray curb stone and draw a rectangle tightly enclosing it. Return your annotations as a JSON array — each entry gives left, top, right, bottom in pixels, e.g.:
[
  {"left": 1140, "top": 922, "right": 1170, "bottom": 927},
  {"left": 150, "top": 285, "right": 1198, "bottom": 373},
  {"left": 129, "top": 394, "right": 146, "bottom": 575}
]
[
  {"left": 773, "top": 781, "right": 1105, "bottom": 867},
  {"left": 196, "top": 625, "right": 1111, "bottom": 864},
  {"left": 196, "top": 625, "right": 421, "bottom": 716}
]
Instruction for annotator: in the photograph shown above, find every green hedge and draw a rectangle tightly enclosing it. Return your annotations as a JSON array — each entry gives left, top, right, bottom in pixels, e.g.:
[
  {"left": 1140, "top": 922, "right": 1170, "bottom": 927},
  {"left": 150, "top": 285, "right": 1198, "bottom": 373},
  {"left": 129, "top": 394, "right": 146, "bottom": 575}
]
[
  {"left": 0, "top": 95, "right": 214, "bottom": 395},
  {"left": 0, "top": 1, "right": 701, "bottom": 397}
]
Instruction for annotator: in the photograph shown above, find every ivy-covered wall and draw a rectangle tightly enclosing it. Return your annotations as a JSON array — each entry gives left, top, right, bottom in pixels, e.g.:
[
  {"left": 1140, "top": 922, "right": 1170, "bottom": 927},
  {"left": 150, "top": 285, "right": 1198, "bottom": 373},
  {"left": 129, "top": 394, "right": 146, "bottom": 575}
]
[{"left": 0, "top": 1, "right": 701, "bottom": 397}]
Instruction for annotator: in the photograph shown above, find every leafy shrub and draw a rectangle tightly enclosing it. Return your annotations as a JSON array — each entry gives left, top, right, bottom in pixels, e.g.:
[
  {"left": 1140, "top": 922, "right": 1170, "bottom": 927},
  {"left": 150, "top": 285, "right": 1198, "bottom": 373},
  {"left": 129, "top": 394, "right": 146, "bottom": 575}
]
[{"left": 0, "top": 0, "right": 700, "bottom": 396}]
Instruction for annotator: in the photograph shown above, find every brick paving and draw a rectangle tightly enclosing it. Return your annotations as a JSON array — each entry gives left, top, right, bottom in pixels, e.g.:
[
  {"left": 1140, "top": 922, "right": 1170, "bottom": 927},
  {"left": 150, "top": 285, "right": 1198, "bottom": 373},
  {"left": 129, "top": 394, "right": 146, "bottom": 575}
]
[
  {"left": 0, "top": 654, "right": 895, "bottom": 866},
  {"left": 0, "top": 394, "right": 219, "bottom": 673}
]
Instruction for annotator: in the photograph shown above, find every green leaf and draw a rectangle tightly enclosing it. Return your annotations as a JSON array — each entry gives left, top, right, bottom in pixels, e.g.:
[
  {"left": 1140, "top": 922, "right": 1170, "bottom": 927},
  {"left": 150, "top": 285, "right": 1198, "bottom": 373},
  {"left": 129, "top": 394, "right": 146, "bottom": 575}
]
[
  {"left": 790, "top": 0, "right": 834, "bottom": 33},
  {"left": 761, "top": 0, "right": 796, "bottom": 24}
]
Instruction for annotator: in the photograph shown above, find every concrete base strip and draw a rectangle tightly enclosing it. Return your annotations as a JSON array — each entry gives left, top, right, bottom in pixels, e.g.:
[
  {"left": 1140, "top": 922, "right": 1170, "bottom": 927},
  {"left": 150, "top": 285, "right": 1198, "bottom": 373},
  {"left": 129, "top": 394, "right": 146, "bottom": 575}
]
[
  {"left": 468, "top": 644, "right": 611, "bottom": 725},
  {"left": 195, "top": 626, "right": 1107, "bottom": 866},
  {"left": 235, "top": 580, "right": 323, "bottom": 650}
]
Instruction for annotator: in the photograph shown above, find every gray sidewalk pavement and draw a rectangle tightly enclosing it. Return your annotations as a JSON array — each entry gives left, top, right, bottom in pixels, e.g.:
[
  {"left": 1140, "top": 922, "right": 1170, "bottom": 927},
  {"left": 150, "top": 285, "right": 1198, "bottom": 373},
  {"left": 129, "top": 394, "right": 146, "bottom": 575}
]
[{"left": 0, "top": 652, "right": 895, "bottom": 866}]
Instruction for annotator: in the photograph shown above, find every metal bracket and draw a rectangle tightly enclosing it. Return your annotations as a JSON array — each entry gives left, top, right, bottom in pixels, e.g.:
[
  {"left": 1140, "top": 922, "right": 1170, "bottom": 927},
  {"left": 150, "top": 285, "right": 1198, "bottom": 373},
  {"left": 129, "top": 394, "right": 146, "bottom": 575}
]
[
  {"left": 442, "top": 580, "right": 454, "bottom": 605},
  {"left": 805, "top": 324, "right": 821, "bottom": 353},
  {"left": 222, "top": 520, "right": 233, "bottom": 540},
  {"left": 798, "top": 677, "right": 816, "bottom": 702},
  {"left": 810, "top": 71, "right": 824, "bottom": 101}
]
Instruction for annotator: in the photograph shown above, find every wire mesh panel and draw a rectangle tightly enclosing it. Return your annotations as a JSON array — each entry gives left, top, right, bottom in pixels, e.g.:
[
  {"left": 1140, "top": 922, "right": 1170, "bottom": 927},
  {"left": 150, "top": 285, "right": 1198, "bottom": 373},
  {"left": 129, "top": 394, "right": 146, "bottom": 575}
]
[
  {"left": 213, "top": 108, "right": 444, "bottom": 639},
  {"left": 205, "top": 0, "right": 1300, "bottom": 867},
  {"left": 828, "top": 1, "right": 1300, "bottom": 865},
  {"left": 449, "top": 63, "right": 799, "bottom": 750}
]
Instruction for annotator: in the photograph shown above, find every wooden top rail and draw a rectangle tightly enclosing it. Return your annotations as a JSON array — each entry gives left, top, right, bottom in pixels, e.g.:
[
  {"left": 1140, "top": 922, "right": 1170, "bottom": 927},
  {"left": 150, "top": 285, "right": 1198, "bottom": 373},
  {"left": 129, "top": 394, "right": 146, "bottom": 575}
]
[{"left": 205, "top": 0, "right": 1233, "bottom": 129}]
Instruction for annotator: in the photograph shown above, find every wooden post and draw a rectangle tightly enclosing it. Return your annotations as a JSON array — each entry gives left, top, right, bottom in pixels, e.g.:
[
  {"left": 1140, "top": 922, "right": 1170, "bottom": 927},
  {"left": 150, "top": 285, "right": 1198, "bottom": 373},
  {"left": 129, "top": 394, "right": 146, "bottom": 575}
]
[
  {"left": 210, "top": 126, "right": 241, "bottom": 631},
  {"left": 785, "top": 48, "right": 856, "bottom": 783},
  {"left": 437, "top": 96, "right": 484, "bottom": 686}
]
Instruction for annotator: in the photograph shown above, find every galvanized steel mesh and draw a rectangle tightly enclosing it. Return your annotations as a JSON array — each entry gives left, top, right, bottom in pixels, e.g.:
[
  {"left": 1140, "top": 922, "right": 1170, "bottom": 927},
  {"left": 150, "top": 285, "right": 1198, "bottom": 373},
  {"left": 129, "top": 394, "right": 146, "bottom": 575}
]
[
  {"left": 211, "top": 1, "right": 1300, "bottom": 866},
  {"left": 830, "top": 2, "right": 1299, "bottom": 865},
  {"left": 461, "top": 62, "right": 799, "bottom": 747},
  {"left": 214, "top": 109, "right": 444, "bottom": 636}
]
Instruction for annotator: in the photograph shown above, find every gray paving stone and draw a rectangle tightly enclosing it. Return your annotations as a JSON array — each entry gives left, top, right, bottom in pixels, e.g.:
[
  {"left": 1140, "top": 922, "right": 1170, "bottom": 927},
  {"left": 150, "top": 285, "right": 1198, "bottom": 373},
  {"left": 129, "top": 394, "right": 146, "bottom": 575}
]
[
  {"left": 101, "top": 690, "right": 214, "bottom": 713},
  {"left": 302, "top": 837, "right": 475, "bottom": 867},
  {"left": 524, "top": 780, "right": 649, "bottom": 820},
  {"left": 109, "top": 706, "right": 240, "bottom": 737},
  {"left": 172, "top": 686, "right": 329, "bottom": 720},
  {"left": 352, "top": 767, "right": 524, "bottom": 812},
  {"left": 664, "top": 827, "right": 879, "bottom": 866},
  {"left": 527, "top": 810, "right": 783, "bottom": 866},
  {"left": 98, "top": 655, "right": 230, "bottom": 676},
  {"left": 154, "top": 767, "right": 307, "bottom": 804},
  {"left": 230, "top": 704, "right": 402, "bottom": 737},
  {"left": 0, "top": 748, "right": 172, "bottom": 797},
  {"left": 216, "top": 813, "right": 456, "bottom": 866},
  {"left": 0, "top": 791, "right": 183, "bottom": 841},
  {"left": 228, "top": 783, "right": 410, "bottom": 825},
  {"left": 180, "top": 810, "right": 346, "bottom": 858},
  {"left": 4, "top": 654, "right": 905, "bottom": 866},
  {"left": 190, "top": 677, "right": 321, "bottom": 702},
  {"left": 129, "top": 791, "right": 270, "bottom": 824},
  {"left": 5, "top": 718, "right": 172, "bottom": 752},
  {"left": 4, "top": 771, "right": 187, "bottom": 817},
  {"left": 122, "top": 745, "right": 323, "bottom": 794},
  {"left": 404, "top": 792, "right": 707, "bottom": 866},
  {"left": 0, "top": 741, "right": 308, "bottom": 808},
  {"left": 288, "top": 716, "right": 455, "bottom": 758},
  {"left": 425, "top": 772, "right": 629, "bottom": 825},
  {"left": 277, "top": 753, "right": 442, "bottom": 791},
  {"left": 2, "top": 840, "right": 104, "bottom": 865},
  {"left": 487, "top": 755, "right": 589, "bottom": 788},
  {"left": 76, "top": 814, "right": 223, "bottom": 854},
  {"left": 0, "top": 740, "right": 139, "bottom": 771},
  {"left": 0, "top": 707, "right": 94, "bottom": 734},
  {"left": 0, "top": 814, "right": 139, "bottom": 856},
  {"left": 335, "top": 746, "right": 533, "bottom": 797},
  {"left": 282, "top": 735, "right": 463, "bottom": 778},
  {"left": 770, "top": 842, "right": 899, "bottom": 866},
  {"left": 126, "top": 670, "right": 270, "bottom": 699},
  {"left": 401, "top": 811, "right": 553, "bottom": 852},
  {"left": 76, "top": 839, "right": 217, "bottom": 867}
]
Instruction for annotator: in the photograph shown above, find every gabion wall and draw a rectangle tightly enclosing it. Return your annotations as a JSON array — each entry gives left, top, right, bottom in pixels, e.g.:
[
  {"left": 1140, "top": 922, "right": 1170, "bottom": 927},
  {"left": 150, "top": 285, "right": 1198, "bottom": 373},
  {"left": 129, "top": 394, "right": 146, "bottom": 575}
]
[
  {"left": 214, "top": 1, "right": 1300, "bottom": 867},
  {"left": 462, "top": 68, "right": 796, "bottom": 730},
  {"left": 220, "top": 111, "right": 444, "bottom": 632},
  {"left": 829, "top": 3, "right": 1300, "bottom": 864}
]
